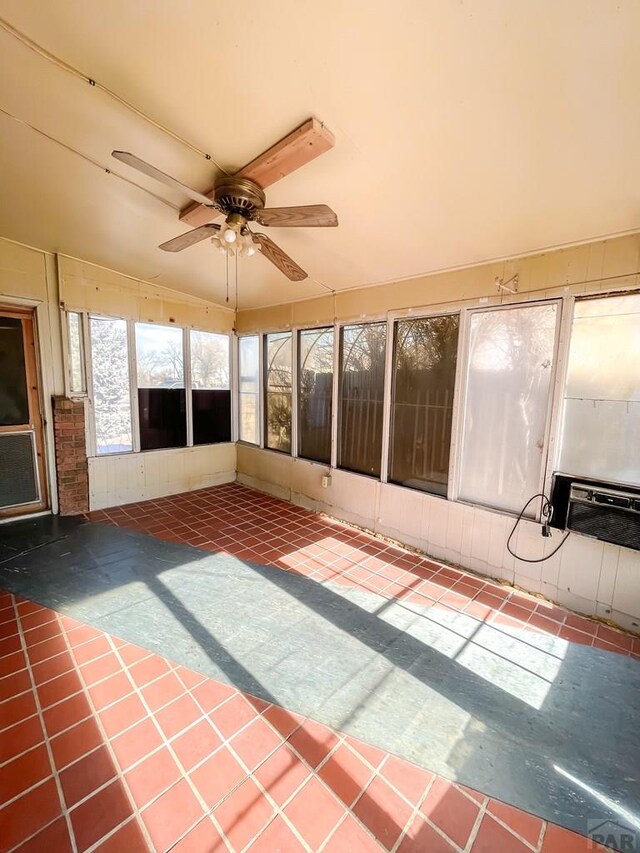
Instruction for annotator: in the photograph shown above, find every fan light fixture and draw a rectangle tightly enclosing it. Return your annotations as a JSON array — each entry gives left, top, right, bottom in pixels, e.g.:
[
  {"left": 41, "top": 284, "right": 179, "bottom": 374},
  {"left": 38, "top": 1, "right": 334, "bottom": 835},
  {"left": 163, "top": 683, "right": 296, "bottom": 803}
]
[{"left": 211, "top": 226, "right": 257, "bottom": 258}]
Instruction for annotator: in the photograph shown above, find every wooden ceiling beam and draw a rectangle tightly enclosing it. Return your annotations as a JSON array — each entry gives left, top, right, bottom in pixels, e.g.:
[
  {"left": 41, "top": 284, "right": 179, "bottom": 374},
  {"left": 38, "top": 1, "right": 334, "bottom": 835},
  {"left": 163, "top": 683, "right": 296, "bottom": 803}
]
[{"left": 178, "top": 118, "right": 335, "bottom": 228}]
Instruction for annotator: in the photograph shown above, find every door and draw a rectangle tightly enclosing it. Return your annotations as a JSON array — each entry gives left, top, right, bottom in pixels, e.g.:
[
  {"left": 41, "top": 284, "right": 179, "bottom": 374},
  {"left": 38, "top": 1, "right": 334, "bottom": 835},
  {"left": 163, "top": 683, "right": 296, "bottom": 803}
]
[{"left": 0, "top": 307, "right": 48, "bottom": 517}]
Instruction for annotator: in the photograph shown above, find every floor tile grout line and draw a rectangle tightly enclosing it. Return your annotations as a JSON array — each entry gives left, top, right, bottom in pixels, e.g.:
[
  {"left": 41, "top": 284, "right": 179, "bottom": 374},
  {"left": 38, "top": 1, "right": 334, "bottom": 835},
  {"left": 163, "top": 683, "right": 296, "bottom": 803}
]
[
  {"left": 462, "top": 799, "right": 489, "bottom": 853},
  {"left": 465, "top": 803, "right": 542, "bottom": 852},
  {"left": 175, "top": 674, "right": 375, "bottom": 852},
  {"left": 105, "top": 632, "right": 236, "bottom": 850},
  {"left": 536, "top": 818, "right": 548, "bottom": 851},
  {"left": 59, "top": 619, "right": 157, "bottom": 853},
  {"left": 8, "top": 596, "right": 78, "bottom": 853},
  {"left": 483, "top": 801, "right": 548, "bottom": 850}
]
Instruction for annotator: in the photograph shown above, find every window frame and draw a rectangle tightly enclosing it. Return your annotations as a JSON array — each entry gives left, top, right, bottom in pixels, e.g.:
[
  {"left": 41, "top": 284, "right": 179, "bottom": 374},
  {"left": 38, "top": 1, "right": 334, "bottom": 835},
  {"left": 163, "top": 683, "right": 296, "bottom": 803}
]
[
  {"left": 263, "top": 331, "right": 294, "bottom": 455},
  {"left": 297, "top": 325, "right": 336, "bottom": 465},
  {"left": 337, "top": 320, "right": 388, "bottom": 480},
  {"left": 387, "top": 310, "right": 463, "bottom": 499},
  {"left": 62, "top": 309, "right": 88, "bottom": 399},
  {"left": 189, "top": 328, "right": 232, "bottom": 447},
  {"left": 237, "top": 333, "right": 262, "bottom": 447},
  {"left": 86, "top": 312, "right": 136, "bottom": 457},
  {"left": 85, "top": 314, "right": 233, "bottom": 458},
  {"left": 553, "top": 290, "right": 640, "bottom": 491},
  {"left": 451, "top": 298, "right": 564, "bottom": 517}
]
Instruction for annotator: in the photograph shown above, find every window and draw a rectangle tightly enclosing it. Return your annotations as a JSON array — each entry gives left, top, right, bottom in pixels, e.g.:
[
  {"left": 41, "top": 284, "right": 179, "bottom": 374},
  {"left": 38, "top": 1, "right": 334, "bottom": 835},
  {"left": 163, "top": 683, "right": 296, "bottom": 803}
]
[
  {"left": 458, "top": 303, "right": 558, "bottom": 514},
  {"left": 265, "top": 332, "right": 292, "bottom": 453},
  {"left": 339, "top": 323, "right": 386, "bottom": 477},
  {"left": 190, "top": 330, "right": 231, "bottom": 445},
  {"left": 89, "top": 316, "right": 133, "bottom": 454},
  {"left": 389, "top": 315, "right": 459, "bottom": 495},
  {"left": 135, "top": 323, "right": 186, "bottom": 451},
  {"left": 67, "top": 312, "right": 85, "bottom": 395},
  {"left": 239, "top": 335, "right": 260, "bottom": 444},
  {"left": 559, "top": 293, "right": 640, "bottom": 486},
  {"left": 298, "top": 327, "right": 334, "bottom": 463}
]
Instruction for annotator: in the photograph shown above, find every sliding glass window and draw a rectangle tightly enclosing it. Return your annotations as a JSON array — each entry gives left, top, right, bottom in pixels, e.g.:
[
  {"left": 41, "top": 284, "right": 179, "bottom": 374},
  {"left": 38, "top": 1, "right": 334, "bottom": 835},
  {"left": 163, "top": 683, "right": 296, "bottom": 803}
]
[
  {"left": 89, "top": 316, "right": 133, "bottom": 454},
  {"left": 264, "top": 332, "right": 292, "bottom": 453},
  {"left": 239, "top": 335, "right": 260, "bottom": 444},
  {"left": 458, "top": 303, "right": 558, "bottom": 514},
  {"left": 135, "top": 323, "right": 186, "bottom": 451},
  {"left": 389, "top": 315, "right": 459, "bottom": 496},
  {"left": 191, "top": 330, "right": 231, "bottom": 445},
  {"left": 338, "top": 323, "right": 386, "bottom": 477},
  {"left": 559, "top": 293, "right": 640, "bottom": 486},
  {"left": 298, "top": 327, "right": 334, "bottom": 463}
]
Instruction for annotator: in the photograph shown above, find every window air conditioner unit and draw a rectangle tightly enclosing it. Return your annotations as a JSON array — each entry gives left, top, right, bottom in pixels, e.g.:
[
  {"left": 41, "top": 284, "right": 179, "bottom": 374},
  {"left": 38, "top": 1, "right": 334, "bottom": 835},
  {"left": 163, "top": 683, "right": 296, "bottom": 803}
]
[{"left": 551, "top": 475, "right": 640, "bottom": 552}]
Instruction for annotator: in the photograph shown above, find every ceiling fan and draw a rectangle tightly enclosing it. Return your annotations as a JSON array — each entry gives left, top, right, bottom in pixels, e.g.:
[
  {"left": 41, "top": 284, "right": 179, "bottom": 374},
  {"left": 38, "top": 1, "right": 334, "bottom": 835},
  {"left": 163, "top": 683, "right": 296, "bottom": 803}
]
[{"left": 112, "top": 118, "right": 338, "bottom": 282}]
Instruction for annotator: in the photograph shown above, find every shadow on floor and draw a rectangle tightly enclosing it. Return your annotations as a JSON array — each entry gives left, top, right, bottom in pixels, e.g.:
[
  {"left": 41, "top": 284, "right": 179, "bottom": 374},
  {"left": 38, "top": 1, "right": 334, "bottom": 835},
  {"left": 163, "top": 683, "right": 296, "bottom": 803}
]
[{"left": 1, "top": 515, "right": 639, "bottom": 846}]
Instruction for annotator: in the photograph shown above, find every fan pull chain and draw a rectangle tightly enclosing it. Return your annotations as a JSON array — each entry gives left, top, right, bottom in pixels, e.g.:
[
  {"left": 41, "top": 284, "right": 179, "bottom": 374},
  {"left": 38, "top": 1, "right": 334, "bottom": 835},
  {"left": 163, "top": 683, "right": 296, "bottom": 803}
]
[
  {"left": 225, "top": 251, "right": 229, "bottom": 303},
  {"left": 235, "top": 252, "right": 239, "bottom": 309}
]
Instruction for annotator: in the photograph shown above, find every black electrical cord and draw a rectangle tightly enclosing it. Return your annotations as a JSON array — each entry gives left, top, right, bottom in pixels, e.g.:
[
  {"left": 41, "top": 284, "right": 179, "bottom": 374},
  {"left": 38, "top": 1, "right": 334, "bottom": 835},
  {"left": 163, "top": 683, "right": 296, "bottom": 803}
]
[{"left": 506, "top": 493, "right": 570, "bottom": 563}]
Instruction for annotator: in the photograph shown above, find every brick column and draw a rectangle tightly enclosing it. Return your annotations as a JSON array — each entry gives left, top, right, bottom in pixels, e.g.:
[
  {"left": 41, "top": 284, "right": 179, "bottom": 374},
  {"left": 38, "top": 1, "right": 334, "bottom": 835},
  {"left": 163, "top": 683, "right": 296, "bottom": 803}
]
[{"left": 52, "top": 396, "right": 89, "bottom": 515}]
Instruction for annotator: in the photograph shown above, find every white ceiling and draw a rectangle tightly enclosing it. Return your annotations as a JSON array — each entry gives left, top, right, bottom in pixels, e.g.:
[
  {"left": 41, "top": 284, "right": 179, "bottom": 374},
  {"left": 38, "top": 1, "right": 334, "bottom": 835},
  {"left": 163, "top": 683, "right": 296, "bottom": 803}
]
[{"left": 1, "top": 0, "right": 639, "bottom": 309}]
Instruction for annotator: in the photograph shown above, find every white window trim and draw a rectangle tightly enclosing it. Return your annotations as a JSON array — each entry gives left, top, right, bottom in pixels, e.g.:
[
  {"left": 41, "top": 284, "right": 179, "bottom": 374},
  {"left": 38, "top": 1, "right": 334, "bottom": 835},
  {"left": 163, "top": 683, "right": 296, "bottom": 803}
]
[
  {"left": 86, "top": 314, "right": 233, "bottom": 458},
  {"left": 237, "top": 333, "right": 262, "bottom": 447},
  {"left": 61, "top": 309, "right": 88, "bottom": 399},
  {"left": 452, "top": 298, "right": 563, "bottom": 521}
]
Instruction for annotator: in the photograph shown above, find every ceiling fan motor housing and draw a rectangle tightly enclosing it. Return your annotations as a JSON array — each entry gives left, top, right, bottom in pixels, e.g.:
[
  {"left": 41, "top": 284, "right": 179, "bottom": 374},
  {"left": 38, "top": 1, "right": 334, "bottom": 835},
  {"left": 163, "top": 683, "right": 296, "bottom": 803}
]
[{"left": 214, "top": 176, "right": 266, "bottom": 222}]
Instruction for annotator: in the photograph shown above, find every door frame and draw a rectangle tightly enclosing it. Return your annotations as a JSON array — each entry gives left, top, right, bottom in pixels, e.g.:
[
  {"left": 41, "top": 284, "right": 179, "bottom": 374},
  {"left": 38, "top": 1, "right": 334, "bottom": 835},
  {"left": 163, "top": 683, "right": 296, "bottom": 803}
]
[{"left": 0, "top": 304, "right": 49, "bottom": 517}]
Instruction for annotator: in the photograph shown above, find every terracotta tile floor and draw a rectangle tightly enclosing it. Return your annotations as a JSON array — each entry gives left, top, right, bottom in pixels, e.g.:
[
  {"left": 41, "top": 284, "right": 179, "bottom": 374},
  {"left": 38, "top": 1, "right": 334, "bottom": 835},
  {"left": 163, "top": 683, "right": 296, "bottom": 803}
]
[
  {"left": 88, "top": 483, "right": 639, "bottom": 660},
  {"left": 1, "top": 590, "right": 610, "bottom": 852}
]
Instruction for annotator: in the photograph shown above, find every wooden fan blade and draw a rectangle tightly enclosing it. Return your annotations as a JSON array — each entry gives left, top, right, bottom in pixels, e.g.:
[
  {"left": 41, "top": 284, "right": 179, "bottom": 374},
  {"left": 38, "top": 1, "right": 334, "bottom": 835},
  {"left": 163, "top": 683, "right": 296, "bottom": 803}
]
[
  {"left": 253, "top": 234, "right": 307, "bottom": 281},
  {"left": 179, "top": 117, "right": 335, "bottom": 227},
  {"left": 236, "top": 118, "right": 335, "bottom": 189},
  {"left": 159, "top": 223, "right": 221, "bottom": 252},
  {"left": 254, "top": 204, "right": 338, "bottom": 228},
  {"left": 112, "top": 151, "right": 217, "bottom": 208}
]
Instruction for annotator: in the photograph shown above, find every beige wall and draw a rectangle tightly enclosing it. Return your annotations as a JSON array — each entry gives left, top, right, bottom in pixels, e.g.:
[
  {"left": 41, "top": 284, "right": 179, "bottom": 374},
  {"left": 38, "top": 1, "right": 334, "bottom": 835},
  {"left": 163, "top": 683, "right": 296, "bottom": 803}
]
[
  {"left": 236, "top": 232, "right": 640, "bottom": 331},
  {"left": 58, "top": 255, "right": 234, "bottom": 333},
  {"left": 0, "top": 237, "right": 236, "bottom": 513}
]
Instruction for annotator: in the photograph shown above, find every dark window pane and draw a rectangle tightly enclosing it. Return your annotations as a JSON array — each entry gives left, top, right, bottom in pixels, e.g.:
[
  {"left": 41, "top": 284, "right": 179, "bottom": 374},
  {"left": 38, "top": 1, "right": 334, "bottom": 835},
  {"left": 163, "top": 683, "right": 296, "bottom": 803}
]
[
  {"left": 0, "top": 316, "right": 29, "bottom": 426},
  {"left": 192, "top": 390, "right": 231, "bottom": 444},
  {"left": 265, "top": 332, "right": 292, "bottom": 453},
  {"left": 138, "top": 388, "right": 187, "bottom": 450},
  {"left": 339, "top": 323, "right": 386, "bottom": 477},
  {"left": 135, "top": 322, "right": 186, "bottom": 451},
  {"left": 190, "top": 330, "right": 230, "bottom": 445},
  {"left": 390, "top": 315, "right": 459, "bottom": 496},
  {"left": 299, "top": 328, "right": 333, "bottom": 463}
]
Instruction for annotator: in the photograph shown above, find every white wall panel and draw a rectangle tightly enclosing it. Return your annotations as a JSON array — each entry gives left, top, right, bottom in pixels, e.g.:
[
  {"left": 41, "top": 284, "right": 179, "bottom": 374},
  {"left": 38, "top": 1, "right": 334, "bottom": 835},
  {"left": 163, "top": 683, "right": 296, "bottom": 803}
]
[{"left": 89, "top": 444, "right": 236, "bottom": 510}]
